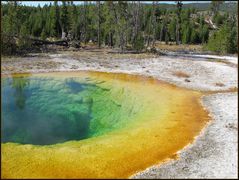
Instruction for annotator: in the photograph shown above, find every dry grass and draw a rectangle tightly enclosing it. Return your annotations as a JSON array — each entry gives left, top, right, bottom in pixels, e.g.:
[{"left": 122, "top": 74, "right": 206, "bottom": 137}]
[
  {"left": 64, "top": 48, "right": 157, "bottom": 61},
  {"left": 2, "top": 47, "right": 158, "bottom": 74},
  {"left": 172, "top": 71, "right": 191, "bottom": 78},
  {"left": 154, "top": 41, "right": 203, "bottom": 52},
  {"left": 1, "top": 58, "right": 62, "bottom": 74}
]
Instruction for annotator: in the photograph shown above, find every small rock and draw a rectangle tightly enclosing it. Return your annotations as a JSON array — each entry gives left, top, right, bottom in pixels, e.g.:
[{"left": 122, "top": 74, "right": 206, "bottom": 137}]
[
  {"left": 185, "top": 79, "right": 191, "bottom": 82},
  {"left": 71, "top": 65, "right": 78, "bottom": 69},
  {"left": 225, "top": 123, "right": 237, "bottom": 130},
  {"left": 215, "top": 82, "right": 225, "bottom": 87}
]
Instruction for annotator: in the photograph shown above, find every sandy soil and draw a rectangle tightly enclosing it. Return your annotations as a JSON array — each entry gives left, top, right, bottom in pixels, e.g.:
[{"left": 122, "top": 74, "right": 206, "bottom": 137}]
[{"left": 1, "top": 49, "right": 238, "bottom": 178}]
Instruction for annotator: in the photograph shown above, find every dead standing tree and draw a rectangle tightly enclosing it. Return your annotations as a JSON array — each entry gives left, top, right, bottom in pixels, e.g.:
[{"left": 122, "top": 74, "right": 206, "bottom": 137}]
[
  {"left": 83, "top": 1, "right": 88, "bottom": 45},
  {"left": 112, "top": 1, "right": 128, "bottom": 52},
  {"left": 131, "top": 1, "right": 140, "bottom": 47},
  {"left": 176, "top": 1, "right": 183, "bottom": 45},
  {"left": 97, "top": 1, "right": 101, "bottom": 48},
  {"left": 152, "top": 1, "right": 158, "bottom": 47},
  {"left": 146, "top": 1, "right": 156, "bottom": 48},
  {"left": 106, "top": 1, "right": 116, "bottom": 48}
]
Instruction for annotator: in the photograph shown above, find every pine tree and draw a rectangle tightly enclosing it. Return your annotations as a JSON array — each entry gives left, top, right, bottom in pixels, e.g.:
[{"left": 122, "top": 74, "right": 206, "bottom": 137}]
[
  {"left": 102, "top": 1, "right": 115, "bottom": 47},
  {"left": 18, "top": 22, "right": 31, "bottom": 49},
  {"left": 131, "top": 1, "right": 143, "bottom": 50},
  {"left": 1, "top": 1, "right": 238, "bottom": 54},
  {"left": 54, "top": 1, "right": 61, "bottom": 38},
  {"left": 182, "top": 23, "right": 191, "bottom": 44},
  {"left": 60, "top": 1, "right": 69, "bottom": 39},
  {"left": 168, "top": 17, "right": 176, "bottom": 41},
  {"left": 5, "top": 1, "right": 19, "bottom": 35},
  {"left": 41, "top": 28, "right": 47, "bottom": 40},
  {"left": 176, "top": 1, "right": 183, "bottom": 45},
  {"left": 82, "top": 1, "right": 89, "bottom": 44},
  {"left": 206, "top": 22, "right": 237, "bottom": 54},
  {"left": 97, "top": 1, "right": 101, "bottom": 48},
  {"left": 68, "top": 3, "right": 78, "bottom": 40},
  {"left": 210, "top": 1, "right": 224, "bottom": 16},
  {"left": 112, "top": 1, "right": 128, "bottom": 52},
  {"left": 199, "top": 25, "right": 209, "bottom": 43},
  {"left": 190, "top": 28, "right": 200, "bottom": 44}
]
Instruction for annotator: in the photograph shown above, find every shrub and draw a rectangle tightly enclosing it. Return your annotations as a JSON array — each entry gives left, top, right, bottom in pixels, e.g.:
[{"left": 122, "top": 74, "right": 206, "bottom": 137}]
[
  {"left": 190, "top": 29, "right": 200, "bottom": 44},
  {"left": 213, "top": 13, "right": 225, "bottom": 27},
  {"left": 200, "top": 25, "right": 209, "bottom": 43},
  {"left": 132, "top": 33, "right": 144, "bottom": 52},
  {"left": 18, "top": 24, "right": 32, "bottom": 51},
  {"left": 1, "top": 35, "right": 17, "bottom": 55}
]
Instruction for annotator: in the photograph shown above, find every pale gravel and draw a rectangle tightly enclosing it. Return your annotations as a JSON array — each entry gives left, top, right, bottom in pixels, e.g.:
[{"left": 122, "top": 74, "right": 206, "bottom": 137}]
[
  {"left": 1, "top": 52, "right": 238, "bottom": 178},
  {"left": 49, "top": 54, "right": 237, "bottom": 92}
]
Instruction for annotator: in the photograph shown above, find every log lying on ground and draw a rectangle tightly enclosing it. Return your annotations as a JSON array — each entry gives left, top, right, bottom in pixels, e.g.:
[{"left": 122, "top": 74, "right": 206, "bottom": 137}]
[
  {"left": 30, "top": 38, "right": 68, "bottom": 47},
  {"left": 3, "top": 34, "right": 69, "bottom": 47}
]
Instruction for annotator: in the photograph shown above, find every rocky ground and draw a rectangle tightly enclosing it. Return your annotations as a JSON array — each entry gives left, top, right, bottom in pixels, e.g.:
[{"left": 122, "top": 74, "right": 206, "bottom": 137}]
[{"left": 1, "top": 48, "right": 238, "bottom": 178}]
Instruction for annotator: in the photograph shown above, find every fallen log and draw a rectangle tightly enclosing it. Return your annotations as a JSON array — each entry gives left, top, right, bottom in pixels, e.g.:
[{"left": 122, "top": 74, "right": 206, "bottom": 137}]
[
  {"left": 31, "top": 39, "right": 68, "bottom": 47},
  {"left": 2, "top": 33, "right": 69, "bottom": 47}
]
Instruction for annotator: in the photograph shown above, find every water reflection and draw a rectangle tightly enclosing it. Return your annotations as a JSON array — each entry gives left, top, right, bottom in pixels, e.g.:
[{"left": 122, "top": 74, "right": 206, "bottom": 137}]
[
  {"left": 11, "top": 74, "right": 30, "bottom": 109},
  {"left": 2, "top": 75, "right": 96, "bottom": 145}
]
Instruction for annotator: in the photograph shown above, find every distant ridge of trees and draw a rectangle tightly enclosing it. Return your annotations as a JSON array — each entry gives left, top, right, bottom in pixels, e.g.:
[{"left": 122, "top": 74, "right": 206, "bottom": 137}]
[{"left": 1, "top": 1, "right": 238, "bottom": 55}]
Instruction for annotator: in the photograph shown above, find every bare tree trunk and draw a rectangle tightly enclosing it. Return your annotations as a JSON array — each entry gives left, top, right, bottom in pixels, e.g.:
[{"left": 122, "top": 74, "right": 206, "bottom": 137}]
[
  {"left": 176, "top": 1, "right": 182, "bottom": 45},
  {"left": 109, "top": 32, "right": 113, "bottom": 47},
  {"left": 97, "top": 1, "right": 101, "bottom": 48},
  {"left": 146, "top": 17, "right": 151, "bottom": 47},
  {"left": 107, "top": 2, "right": 116, "bottom": 48},
  {"left": 160, "top": 22, "right": 164, "bottom": 42},
  {"left": 147, "top": 1, "right": 155, "bottom": 47},
  {"left": 125, "top": 16, "right": 128, "bottom": 48},
  {"left": 165, "top": 27, "right": 168, "bottom": 45},
  {"left": 152, "top": 1, "right": 157, "bottom": 47},
  {"left": 83, "top": 1, "right": 87, "bottom": 45},
  {"left": 132, "top": 1, "right": 140, "bottom": 47},
  {"left": 164, "top": 14, "right": 169, "bottom": 45},
  {"left": 111, "top": 2, "right": 120, "bottom": 49}
]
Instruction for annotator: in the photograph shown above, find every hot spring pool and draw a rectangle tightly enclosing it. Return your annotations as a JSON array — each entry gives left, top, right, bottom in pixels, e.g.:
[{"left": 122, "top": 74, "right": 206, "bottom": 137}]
[
  {"left": 1, "top": 71, "right": 209, "bottom": 178},
  {"left": 2, "top": 72, "right": 146, "bottom": 145}
]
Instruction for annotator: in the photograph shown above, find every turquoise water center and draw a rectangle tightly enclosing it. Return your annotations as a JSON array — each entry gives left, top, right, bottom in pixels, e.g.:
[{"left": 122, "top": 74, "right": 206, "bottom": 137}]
[{"left": 2, "top": 72, "right": 144, "bottom": 145}]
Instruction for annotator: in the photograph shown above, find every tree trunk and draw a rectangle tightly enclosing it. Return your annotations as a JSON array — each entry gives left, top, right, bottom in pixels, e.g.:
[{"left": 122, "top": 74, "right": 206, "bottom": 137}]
[
  {"left": 176, "top": 1, "right": 182, "bottom": 45},
  {"left": 152, "top": 1, "right": 157, "bottom": 47},
  {"left": 109, "top": 32, "right": 113, "bottom": 47},
  {"left": 164, "top": 15, "right": 169, "bottom": 44},
  {"left": 132, "top": 1, "right": 140, "bottom": 45},
  {"left": 97, "top": 1, "right": 101, "bottom": 48},
  {"left": 160, "top": 24, "right": 164, "bottom": 41},
  {"left": 146, "top": 1, "right": 155, "bottom": 47},
  {"left": 165, "top": 27, "right": 168, "bottom": 45},
  {"left": 83, "top": 1, "right": 87, "bottom": 45}
]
